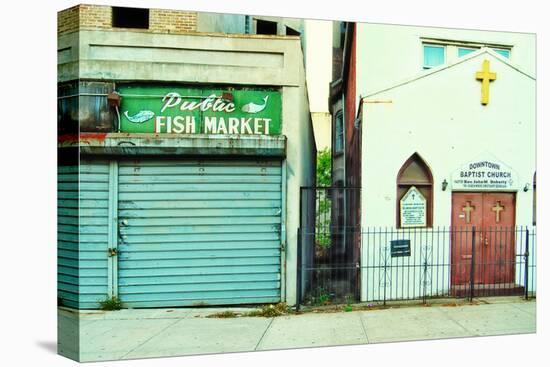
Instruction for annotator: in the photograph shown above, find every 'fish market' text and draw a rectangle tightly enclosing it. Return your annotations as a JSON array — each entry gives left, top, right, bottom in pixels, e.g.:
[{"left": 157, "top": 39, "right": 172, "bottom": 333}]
[{"left": 155, "top": 116, "right": 272, "bottom": 135}]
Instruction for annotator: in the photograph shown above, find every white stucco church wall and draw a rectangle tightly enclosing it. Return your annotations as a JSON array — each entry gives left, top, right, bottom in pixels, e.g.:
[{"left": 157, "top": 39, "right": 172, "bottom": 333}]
[
  {"left": 358, "top": 49, "right": 535, "bottom": 301},
  {"left": 355, "top": 22, "right": 536, "bottom": 101}
]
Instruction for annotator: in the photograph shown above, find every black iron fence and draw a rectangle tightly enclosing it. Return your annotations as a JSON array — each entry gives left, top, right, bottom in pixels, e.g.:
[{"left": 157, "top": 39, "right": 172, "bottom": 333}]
[
  {"left": 297, "top": 226, "right": 536, "bottom": 307},
  {"left": 298, "top": 187, "right": 362, "bottom": 306}
]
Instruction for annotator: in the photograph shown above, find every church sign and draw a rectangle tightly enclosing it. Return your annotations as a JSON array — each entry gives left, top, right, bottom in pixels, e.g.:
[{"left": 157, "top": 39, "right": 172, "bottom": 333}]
[
  {"left": 117, "top": 86, "right": 282, "bottom": 135},
  {"left": 390, "top": 240, "right": 411, "bottom": 257},
  {"left": 400, "top": 186, "right": 427, "bottom": 228},
  {"left": 451, "top": 154, "right": 519, "bottom": 191}
]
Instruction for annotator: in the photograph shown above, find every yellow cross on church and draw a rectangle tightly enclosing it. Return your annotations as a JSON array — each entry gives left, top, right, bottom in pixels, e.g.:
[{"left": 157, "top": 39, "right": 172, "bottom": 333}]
[{"left": 476, "top": 59, "right": 497, "bottom": 105}]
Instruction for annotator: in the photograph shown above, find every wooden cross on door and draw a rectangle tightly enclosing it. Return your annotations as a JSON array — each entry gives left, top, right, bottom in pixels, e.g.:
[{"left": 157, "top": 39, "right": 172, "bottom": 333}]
[
  {"left": 462, "top": 201, "right": 475, "bottom": 223},
  {"left": 492, "top": 201, "right": 504, "bottom": 223}
]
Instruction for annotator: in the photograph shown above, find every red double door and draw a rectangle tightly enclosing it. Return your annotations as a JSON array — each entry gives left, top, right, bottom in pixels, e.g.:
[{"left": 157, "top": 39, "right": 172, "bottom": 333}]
[{"left": 451, "top": 192, "right": 516, "bottom": 286}]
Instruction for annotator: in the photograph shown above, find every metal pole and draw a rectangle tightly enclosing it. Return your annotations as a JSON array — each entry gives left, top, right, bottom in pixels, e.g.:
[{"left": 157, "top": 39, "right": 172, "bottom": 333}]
[
  {"left": 296, "top": 227, "right": 302, "bottom": 311},
  {"left": 423, "top": 258, "right": 428, "bottom": 304},
  {"left": 357, "top": 189, "right": 362, "bottom": 302},
  {"left": 383, "top": 228, "right": 387, "bottom": 306},
  {"left": 470, "top": 227, "right": 476, "bottom": 302},
  {"left": 524, "top": 228, "right": 530, "bottom": 300}
]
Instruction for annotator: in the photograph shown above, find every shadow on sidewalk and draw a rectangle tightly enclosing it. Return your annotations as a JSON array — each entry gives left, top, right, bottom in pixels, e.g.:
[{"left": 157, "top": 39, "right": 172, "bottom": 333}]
[{"left": 35, "top": 340, "right": 57, "bottom": 354}]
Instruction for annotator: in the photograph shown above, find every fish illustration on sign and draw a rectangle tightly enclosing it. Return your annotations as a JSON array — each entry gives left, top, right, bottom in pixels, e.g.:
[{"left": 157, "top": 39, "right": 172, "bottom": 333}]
[
  {"left": 124, "top": 110, "right": 155, "bottom": 123},
  {"left": 241, "top": 96, "right": 269, "bottom": 113}
]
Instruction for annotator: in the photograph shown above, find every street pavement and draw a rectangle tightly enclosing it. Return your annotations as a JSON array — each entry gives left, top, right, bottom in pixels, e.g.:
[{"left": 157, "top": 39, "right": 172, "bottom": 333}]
[{"left": 58, "top": 296, "right": 536, "bottom": 362}]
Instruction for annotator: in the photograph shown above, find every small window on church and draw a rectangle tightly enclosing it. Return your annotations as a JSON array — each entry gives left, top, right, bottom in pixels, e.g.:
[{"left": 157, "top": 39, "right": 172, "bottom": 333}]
[
  {"left": 423, "top": 44, "right": 445, "bottom": 69},
  {"left": 396, "top": 153, "right": 433, "bottom": 228},
  {"left": 492, "top": 48, "right": 510, "bottom": 58},
  {"left": 458, "top": 47, "right": 478, "bottom": 57}
]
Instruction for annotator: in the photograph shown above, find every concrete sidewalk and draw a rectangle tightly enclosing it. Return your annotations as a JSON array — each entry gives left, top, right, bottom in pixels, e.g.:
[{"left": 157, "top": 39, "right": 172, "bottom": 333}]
[{"left": 58, "top": 297, "right": 536, "bottom": 362}]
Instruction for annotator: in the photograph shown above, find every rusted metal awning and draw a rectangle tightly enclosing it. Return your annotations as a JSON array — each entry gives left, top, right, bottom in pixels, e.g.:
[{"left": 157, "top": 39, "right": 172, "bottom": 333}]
[{"left": 59, "top": 133, "right": 287, "bottom": 157}]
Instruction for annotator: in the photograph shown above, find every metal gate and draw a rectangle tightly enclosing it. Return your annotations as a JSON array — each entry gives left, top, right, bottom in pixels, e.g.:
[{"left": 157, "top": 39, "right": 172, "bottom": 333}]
[
  {"left": 297, "top": 187, "right": 361, "bottom": 306},
  {"left": 116, "top": 159, "right": 283, "bottom": 308}
]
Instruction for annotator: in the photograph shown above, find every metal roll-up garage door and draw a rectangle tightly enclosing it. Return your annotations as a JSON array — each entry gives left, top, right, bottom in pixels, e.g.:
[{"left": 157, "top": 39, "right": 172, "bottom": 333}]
[
  {"left": 117, "top": 159, "right": 283, "bottom": 308},
  {"left": 58, "top": 160, "right": 111, "bottom": 309}
]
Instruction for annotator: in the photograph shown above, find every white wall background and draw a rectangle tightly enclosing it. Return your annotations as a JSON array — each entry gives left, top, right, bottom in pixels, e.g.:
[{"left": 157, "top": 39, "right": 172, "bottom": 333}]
[
  {"left": 304, "top": 20, "right": 333, "bottom": 113},
  {"left": 304, "top": 19, "right": 333, "bottom": 150},
  {"left": 356, "top": 22, "right": 536, "bottom": 101}
]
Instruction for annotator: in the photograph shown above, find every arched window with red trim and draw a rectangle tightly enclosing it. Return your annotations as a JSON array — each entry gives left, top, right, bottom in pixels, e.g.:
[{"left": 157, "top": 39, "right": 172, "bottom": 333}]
[{"left": 396, "top": 153, "right": 434, "bottom": 228}]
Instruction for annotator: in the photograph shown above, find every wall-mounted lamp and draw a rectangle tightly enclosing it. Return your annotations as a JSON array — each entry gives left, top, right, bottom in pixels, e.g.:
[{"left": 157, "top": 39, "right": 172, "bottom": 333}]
[
  {"left": 107, "top": 91, "right": 122, "bottom": 132},
  {"left": 523, "top": 183, "right": 530, "bottom": 192},
  {"left": 442, "top": 179, "right": 448, "bottom": 191},
  {"left": 107, "top": 91, "right": 122, "bottom": 107}
]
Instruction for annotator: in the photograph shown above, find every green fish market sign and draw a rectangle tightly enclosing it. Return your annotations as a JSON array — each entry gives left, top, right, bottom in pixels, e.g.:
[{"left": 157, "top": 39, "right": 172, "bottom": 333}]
[{"left": 118, "top": 86, "right": 282, "bottom": 135}]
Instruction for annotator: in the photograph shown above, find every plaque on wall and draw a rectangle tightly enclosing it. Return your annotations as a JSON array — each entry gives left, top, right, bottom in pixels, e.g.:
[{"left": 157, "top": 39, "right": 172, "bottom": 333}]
[
  {"left": 390, "top": 240, "right": 411, "bottom": 257},
  {"left": 400, "top": 186, "right": 427, "bottom": 227}
]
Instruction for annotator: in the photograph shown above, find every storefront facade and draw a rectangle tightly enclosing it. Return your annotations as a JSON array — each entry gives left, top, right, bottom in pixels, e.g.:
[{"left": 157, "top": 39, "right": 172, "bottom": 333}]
[{"left": 57, "top": 10, "right": 315, "bottom": 309}]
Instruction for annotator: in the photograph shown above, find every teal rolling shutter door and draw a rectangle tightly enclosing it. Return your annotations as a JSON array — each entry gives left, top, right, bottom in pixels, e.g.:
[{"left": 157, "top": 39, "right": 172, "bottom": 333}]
[
  {"left": 58, "top": 165, "right": 80, "bottom": 308},
  {"left": 117, "top": 159, "right": 282, "bottom": 308},
  {"left": 58, "top": 161, "right": 111, "bottom": 309}
]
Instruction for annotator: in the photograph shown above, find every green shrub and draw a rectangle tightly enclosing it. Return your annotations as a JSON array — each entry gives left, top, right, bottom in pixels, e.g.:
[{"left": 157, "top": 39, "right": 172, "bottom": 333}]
[
  {"left": 99, "top": 296, "right": 122, "bottom": 311},
  {"left": 316, "top": 148, "right": 332, "bottom": 186}
]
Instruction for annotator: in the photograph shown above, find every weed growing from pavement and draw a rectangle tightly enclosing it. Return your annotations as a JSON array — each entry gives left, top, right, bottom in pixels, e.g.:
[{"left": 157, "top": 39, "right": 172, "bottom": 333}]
[
  {"left": 343, "top": 294, "right": 354, "bottom": 312},
  {"left": 306, "top": 288, "right": 332, "bottom": 306},
  {"left": 206, "top": 311, "right": 239, "bottom": 318},
  {"left": 247, "top": 303, "right": 292, "bottom": 317},
  {"left": 203, "top": 297, "right": 508, "bottom": 319},
  {"left": 99, "top": 296, "right": 123, "bottom": 311},
  {"left": 206, "top": 303, "right": 293, "bottom": 318}
]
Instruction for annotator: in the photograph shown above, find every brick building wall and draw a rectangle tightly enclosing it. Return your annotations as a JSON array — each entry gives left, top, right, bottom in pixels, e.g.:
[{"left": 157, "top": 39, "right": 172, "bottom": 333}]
[
  {"left": 58, "top": 4, "right": 197, "bottom": 36},
  {"left": 344, "top": 27, "right": 357, "bottom": 160},
  {"left": 79, "top": 4, "right": 112, "bottom": 30},
  {"left": 149, "top": 8, "right": 197, "bottom": 33},
  {"left": 57, "top": 5, "right": 80, "bottom": 35}
]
